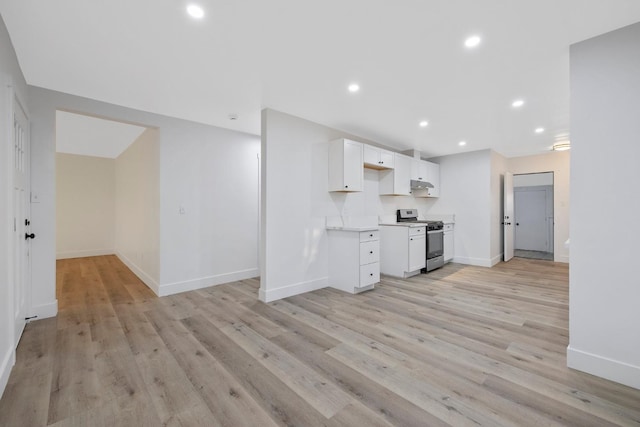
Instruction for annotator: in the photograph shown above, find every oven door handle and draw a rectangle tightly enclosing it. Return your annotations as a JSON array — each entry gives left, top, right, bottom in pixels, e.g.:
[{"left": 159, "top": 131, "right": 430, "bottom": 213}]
[{"left": 427, "top": 230, "right": 443, "bottom": 234}]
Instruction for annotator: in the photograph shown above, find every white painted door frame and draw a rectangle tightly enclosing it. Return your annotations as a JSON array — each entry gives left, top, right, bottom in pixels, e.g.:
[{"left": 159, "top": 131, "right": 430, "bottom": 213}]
[
  {"left": 9, "top": 84, "right": 32, "bottom": 348},
  {"left": 503, "top": 172, "right": 514, "bottom": 262}
]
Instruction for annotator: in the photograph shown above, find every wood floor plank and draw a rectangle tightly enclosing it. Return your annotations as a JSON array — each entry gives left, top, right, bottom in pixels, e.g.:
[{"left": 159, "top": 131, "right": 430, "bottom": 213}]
[
  {"left": 182, "top": 314, "right": 336, "bottom": 426},
  {"left": 144, "top": 308, "right": 279, "bottom": 427}
]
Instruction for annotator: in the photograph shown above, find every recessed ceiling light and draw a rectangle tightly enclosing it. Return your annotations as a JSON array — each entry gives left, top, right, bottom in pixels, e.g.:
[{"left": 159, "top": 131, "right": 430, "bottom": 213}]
[
  {"left": 348, "top": 83, "right": 360, "bottom": 93},
  {"left": 535, "top": 127, "right": 545, "bottom": 134},
  {"left": 459, "top": 141, "right": 467, "bottom": 146},
  {"left": 464, "top": 35, "right": 481, "bottom": 48},
  {"left": 512, "top": 99, "right": 525, "bottom": 108},
  {"left": 419, "top": 120, "right": 429, "bottom": 128},
  {"left": 187, "top": 4, "right": 204, "bottom": 19}
]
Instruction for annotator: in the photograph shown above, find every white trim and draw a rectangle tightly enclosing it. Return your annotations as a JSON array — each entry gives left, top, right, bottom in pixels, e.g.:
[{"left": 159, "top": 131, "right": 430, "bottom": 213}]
[
  {"left": 56, "top": 249, "right": 114, "bottom": 260},
  {"left": 0, "top": 346, "right": 15, "bottom": 400},
  {"left": 159, "top": 268, "right": 260, "bottom": 297},
  {"left": 259, "top": 277, "right": 328, "bottom": 303},
  {"left": 115, "top": 251, "right": 160, "bottom": 295},
  {"left": 555, "top": 254, "right": 569, "bottom": 263},
  {"left": 30, "top": 300, "right": 58, "bottom": 320},
  {"left": 452, "top": 256, "right": 493, "bottom": 267},
  {"left": 567, "top": 345, "right": 640, "bottom": 390},
  {"left": 490, "top": 254, "right": 502, "bottom": 266}
]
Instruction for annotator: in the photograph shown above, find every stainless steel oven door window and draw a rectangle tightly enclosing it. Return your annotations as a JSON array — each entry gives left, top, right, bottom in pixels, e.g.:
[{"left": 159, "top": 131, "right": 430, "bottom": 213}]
[{"left": 427, "top": 230, "right": 444, "bottom": 258}]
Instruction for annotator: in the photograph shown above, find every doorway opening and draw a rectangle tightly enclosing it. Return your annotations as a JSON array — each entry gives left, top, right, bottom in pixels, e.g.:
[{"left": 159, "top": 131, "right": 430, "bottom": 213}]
[
  {"left": 513, "top": 172, "right": 554, "bottom": 261},
  {"left": 55, "top": 110, "right": 159, "bottom": 298}
]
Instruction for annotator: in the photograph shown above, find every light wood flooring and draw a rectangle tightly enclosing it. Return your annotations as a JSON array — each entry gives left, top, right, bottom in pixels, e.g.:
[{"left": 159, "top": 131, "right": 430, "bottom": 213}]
[{"left": 1, "top": 255, "right": 639, "bottom": 426}]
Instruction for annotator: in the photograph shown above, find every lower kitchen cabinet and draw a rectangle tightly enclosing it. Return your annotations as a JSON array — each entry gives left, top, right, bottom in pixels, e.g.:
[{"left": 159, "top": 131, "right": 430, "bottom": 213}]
[
  {"left": 328, "top": 229, "right": 379, "bottom": 293},
  {"left": 444, "top": 222, "right": 454, "bottom": 263},
  {"left": 380, "top": 225, "right": 426, "bottom": 278}
]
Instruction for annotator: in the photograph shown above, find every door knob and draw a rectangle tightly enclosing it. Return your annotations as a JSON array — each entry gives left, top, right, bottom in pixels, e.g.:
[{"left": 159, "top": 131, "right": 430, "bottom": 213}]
[
  {"left": 516, "top": 222, "right": 520, "bottom": 226},
  {"left": 25, "top": 233, "right": 35, "bottom": 240}
]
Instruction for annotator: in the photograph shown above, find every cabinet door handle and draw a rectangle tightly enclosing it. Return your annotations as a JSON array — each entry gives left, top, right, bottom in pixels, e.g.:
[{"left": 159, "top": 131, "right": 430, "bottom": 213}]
[
  {"left": 369, "top": 251, "right": 373, "bottom": 254},
  {"left": 370, "top": 273, "right": 373, "bottom": 276},
  {"left": 345, "top": 185, "right": 348, "bottom": 188}
]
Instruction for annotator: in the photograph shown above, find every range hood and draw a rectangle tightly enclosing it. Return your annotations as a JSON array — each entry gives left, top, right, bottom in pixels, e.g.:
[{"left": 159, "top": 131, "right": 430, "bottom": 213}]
[{"left": 410, "top": 179, "right": 434, "bottom": 190}]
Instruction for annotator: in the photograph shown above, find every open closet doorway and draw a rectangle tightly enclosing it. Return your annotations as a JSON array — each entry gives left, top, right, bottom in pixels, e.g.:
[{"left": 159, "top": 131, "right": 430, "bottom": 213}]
[
  {"left": 55, "top": 110, "right": 159, "bottom": 295},
  {"left": 513, "top": 172, "right": 554, "bottom": 261}
]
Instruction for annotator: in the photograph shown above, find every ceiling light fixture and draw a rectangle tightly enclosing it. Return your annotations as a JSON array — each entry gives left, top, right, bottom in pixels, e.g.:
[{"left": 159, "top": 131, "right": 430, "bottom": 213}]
[
  {"left": 458, "top": 141, "right": 467, "bottom": 146},
  {"left": 552, "top": 142, "right": 570, "bottom": 151},
  {"left": 187, "top": 4, "right": 204, "bottom": 19},
  {"left": 464, "top": 35, "right": 481, "bottom": 48},
  {"left": 228, "top": 113, "right": 239, "bottom": 121},
  {"left": 348, "top": 83, "right": 360, "bottom": 93},
  {"left": 535, "top": 127, "right": 545, "bottom": 133},
  {"left": 419, "top": 120, "right": 429, "bottom": 128},
  {"left": 512, "top": 99, "right": 525, "bottom": 108}
]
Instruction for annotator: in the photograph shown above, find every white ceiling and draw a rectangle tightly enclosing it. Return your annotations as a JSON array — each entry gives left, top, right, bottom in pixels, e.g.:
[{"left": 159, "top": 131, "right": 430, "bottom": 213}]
[
  {"left": 56, "top": 111, "right": 147, "bottom": 159},
  {"left": 3, "top": 1, "right": 640, "bottom": 158}
]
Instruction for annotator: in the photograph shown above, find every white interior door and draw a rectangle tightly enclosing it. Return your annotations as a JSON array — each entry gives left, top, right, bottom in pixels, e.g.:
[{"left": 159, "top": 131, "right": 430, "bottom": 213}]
[
  {"left": 503, "top": 172, "right": 514, "bottom": 262},
  {"left": 12, "top": 93, "right": 30, "bottom": 347},
  {"left": 515, "top": 189, "right": 548, "bottom": 251}
]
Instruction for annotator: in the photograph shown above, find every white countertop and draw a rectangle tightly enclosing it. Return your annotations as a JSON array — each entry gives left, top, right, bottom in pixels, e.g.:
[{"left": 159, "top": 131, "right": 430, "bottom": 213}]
[
  {"left": 379, "top": 222, "right": 426, "bottom": 228},
  {"left": 326, "top": 225, "right": 379, "bottom": 232}
]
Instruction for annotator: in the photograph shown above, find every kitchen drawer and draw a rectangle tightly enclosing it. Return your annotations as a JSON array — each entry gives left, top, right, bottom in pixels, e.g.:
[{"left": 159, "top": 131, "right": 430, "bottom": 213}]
[
  {"left": 359, "top": 240, "right": 379, "bottom": 265},
  {"left": 360, "top": 262, "right": 380, "bottom": 287},
  {"left": 408, "top": 226, "right": 426, "bottom": 237},
  {"left": 360, "top": 230, "right": 379, "bottom": 242},
  {"left": 444, "top": 223, "right": 454, "bottom": 232}
]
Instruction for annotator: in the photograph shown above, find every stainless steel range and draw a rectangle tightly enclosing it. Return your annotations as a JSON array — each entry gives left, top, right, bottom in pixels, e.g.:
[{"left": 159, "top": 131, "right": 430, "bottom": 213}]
[{"left": 396, "top": 209, "right": 444, "bottom": 272}]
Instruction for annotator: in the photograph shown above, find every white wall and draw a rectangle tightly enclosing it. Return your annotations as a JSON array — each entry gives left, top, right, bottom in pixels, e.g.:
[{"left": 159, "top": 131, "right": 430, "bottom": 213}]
[
  {"left": 0, "top": 13, "right": 29, "bottom": 399},
  {"left": 508, "top": 151, "right": 570, "bottom": 262},
  {"left": 427, "top": 150, "right": 494, "bottom": 267},
  {"left": 569, "top": 22, "right": 640, "bottom": 389},
  {"left": 260, "top": 109, "right": 431, "bottom": 302},
  {"left": 115, "top": 129, "right": 160, "bottom": 291},
  {"left": 56, "top": 153, "right": 115, "bottom": 259},
  {"left": 513, "top": 171, "right": 554, "bottom": 187},
  {"left": 28, "top": 87, "right": 261, "bottom": 305}
]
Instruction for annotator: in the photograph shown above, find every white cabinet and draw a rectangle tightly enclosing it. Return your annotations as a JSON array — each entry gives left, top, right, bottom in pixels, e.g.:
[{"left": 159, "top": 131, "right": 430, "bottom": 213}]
[
  {"left": 443, "top": 223, "right": 454, "bottom": 263},
  {"left": 380, "top": 225, "right": 426, "bottom": 278},
  {"left": 328, "top": 229, "right": 379, "bottom": 293},
  {"left": 379, "top": 153, "right": 412, "bottom": 195},
  {"left": 426, "top": 162, "right": 440, "bottom": 197},
  {"left": 412, "top": 159, "right": 440, "bottom": 198},
  {"left": 363, "top": 145, "right": 394, "bottom": 170},
  {"left": 328, "top": 139, "right": 363, "bottom": 192},
  {"left": 411, "top": 159, "right": 429, "bottom": 182}
]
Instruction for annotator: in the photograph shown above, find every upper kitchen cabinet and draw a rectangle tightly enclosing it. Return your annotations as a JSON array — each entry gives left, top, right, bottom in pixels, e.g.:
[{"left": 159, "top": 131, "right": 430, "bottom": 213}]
[
  {"left": 411, "top": 159, "right": 429, "bottom": 182},
  {"left": 328, "top": 139, "right": 364, "bottom": 192},
  {"left": 363, "top": 145, "right": 394, "bottom": 170},
  {"left": 426, "top": 161, "right": 440, "bottom": 197},
  {"left": 379, "top": 153, "right": 412, "bottom": 196},
  {"left": 412, "top": 159, "right": 440, "bottom": 197}
]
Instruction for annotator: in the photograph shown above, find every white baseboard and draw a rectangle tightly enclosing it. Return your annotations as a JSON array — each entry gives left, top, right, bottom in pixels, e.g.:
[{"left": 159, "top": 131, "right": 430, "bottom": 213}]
[
  {"left": 453, "top": 256, "right": 493, "bottom": 267},
  {"left": 30, "top": 300, "right": 58, "bottom": 320},
  {"left": 0, "top": 346, "right": 15, "bottom": 400},
  {"left": 159, "top": 268, "right": 260, "bottom": 297},
  {"left": 490, "top": 254, "right": 502, "bottom": 266},
  {"left": 555, "top": 254, "right": 569, "bottom": 263},
  {"left": 115, "top": 252, "right": 160, "bottom": 295},
  {"left": 567, "top": 345, "right": 640, "bottom": 390},
  {"left": 56, "top": 249, "right": 114, "bottom": 260},
  {"left": 259, "top": 277, "right": 328, "bottom": 303}
]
